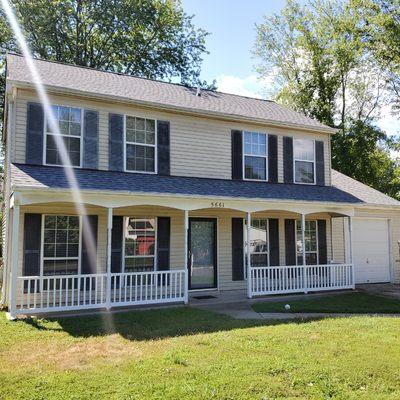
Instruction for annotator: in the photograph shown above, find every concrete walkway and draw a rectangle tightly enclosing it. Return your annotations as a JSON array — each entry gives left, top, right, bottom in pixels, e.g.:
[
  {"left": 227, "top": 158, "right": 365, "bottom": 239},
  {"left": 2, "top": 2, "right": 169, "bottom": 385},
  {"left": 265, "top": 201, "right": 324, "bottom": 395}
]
[
  {"left": 357, "top": 283, "right": 400, "bottom": 300},
  {"left": 191, "top": 287, "right": 400, "bottom": 320},
  {"left": 190, "top": 290, "right": 353, "bottom": 320},
  {"left": 192, "top": 300, "right": 400, "bottom": 320}
]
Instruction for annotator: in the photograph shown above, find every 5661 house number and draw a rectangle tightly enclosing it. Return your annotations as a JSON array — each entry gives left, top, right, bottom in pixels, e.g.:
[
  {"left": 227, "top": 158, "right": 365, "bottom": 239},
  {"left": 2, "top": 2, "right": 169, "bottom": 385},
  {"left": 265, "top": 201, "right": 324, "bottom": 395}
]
[{"left": 211, "top": 201, "right": 225, "bottom": 208}]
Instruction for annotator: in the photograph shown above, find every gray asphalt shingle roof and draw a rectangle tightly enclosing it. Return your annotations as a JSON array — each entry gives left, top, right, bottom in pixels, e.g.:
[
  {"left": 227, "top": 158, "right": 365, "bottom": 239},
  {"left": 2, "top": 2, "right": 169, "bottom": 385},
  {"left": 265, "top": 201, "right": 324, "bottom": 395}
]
[
  {"left": 11, "top": 163, "right": 399, "bottom": 207},
  {"left": 331, "top": 169, "right": 400, "bottom": 206},
  {"left": 7, "top": 53, "right": 333, "bottom": 132}
]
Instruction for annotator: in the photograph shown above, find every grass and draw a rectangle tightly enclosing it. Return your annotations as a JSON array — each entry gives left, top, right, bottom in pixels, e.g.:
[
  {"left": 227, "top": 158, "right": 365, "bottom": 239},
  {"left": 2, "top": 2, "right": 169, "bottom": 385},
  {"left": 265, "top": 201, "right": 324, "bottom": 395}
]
[
  {"left": 252, "top": 292, "right": 400, "bottom": 314},
  {"left": 0, "top": 307, "right": 400, "bottom": 399}
]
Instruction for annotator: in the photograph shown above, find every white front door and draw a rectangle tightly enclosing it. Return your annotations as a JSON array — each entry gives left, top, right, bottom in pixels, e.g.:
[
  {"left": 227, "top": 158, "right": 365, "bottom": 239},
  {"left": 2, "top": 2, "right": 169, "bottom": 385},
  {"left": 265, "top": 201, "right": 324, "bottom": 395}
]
[{"left": 353, "top": 218, "right": 391, "bottom": 284}]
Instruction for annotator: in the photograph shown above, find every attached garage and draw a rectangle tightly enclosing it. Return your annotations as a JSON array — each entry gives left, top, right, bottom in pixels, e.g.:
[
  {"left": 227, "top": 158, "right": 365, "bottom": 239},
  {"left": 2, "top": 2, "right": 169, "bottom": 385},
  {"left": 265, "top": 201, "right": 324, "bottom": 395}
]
[{"left": 353, "top": 218, "right": 391, "bottom": 284}]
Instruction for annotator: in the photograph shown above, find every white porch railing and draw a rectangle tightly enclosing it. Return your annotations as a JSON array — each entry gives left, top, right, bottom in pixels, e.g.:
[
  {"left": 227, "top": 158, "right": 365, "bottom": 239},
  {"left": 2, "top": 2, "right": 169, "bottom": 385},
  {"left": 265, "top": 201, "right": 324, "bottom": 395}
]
[
  {"left": 249, "top": 263, "right": 354, "bottom": 297},
  {"left": 110, "top": 270, "right": 186, "bottom": 306},
  {"left": 15, "top": 270, "right": 187, "bottom": 314}
]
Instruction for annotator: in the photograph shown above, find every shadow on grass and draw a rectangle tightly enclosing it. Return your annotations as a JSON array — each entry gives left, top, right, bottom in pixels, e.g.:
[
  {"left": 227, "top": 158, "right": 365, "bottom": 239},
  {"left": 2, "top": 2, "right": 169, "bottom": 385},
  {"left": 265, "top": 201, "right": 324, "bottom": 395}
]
[{"left": 20, "top": 306, "right": 324, "bottom": 341}]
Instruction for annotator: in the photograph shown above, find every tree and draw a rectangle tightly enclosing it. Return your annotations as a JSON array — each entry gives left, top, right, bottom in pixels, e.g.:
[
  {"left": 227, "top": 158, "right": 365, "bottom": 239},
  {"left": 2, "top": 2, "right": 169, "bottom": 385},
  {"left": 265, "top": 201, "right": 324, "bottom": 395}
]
[
  {"left": 253, "top": 0, "right": 400, "bottom": 199},
  {"left": 0, "top": 0, "right": 213, "bottom": 107},
  {"left": 332, "top": 120, "right": 400, "bottom": 198},
  {"left": 350, "top": 0, "right": 400, "bottom": 111},
  {"left": 254, "top": 0, "right": 385, "bottom": 129}
]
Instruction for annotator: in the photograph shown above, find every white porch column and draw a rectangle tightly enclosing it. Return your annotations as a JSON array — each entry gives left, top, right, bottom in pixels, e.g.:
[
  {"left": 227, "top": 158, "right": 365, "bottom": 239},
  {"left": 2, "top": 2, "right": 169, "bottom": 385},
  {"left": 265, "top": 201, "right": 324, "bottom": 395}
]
[
  {"left": 348, "top": 216, "right": 355, "bottom": 289},
  {"left": 246, "top": 212, "right": 252, "bottom": 299},
  {"left": 8, "top": 203, "right": 20, "bottom": 320},
  {"left": 106, "top": 207, "right": 113, "bottom": 309},
  {"left": 184, "top": 210, "right": 189, "bottom": 304},
  {"left": 301, "top": 213, "right": 308, "bottom": 293}
]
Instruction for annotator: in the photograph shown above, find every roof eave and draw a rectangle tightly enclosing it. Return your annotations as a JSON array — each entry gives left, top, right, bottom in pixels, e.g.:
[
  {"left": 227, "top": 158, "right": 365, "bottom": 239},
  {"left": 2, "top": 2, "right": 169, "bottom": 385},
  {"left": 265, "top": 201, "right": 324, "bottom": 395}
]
[
  {"left": 8, "top": 80, "right": 337, "bottom": 135},
  {"left": 12, "top": 183, "right": 360, "bottom": 208}
]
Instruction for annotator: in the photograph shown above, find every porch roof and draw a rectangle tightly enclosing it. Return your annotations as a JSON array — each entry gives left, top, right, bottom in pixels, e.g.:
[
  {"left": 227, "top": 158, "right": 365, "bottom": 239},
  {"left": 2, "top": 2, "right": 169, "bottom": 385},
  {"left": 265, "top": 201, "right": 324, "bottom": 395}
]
[{"left": 12, "top": 163, "right": 391, "bottom": 206}]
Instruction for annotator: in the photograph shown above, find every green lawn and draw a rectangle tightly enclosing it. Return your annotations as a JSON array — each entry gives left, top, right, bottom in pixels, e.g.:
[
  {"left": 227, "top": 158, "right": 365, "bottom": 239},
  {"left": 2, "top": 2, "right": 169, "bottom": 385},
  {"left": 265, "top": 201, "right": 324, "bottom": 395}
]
[
  {"left": 1, "top": 307, "right": 400, "bottom": 399},
  {"left": 252, "top": 292, "right": 400, "bottom": 314}
]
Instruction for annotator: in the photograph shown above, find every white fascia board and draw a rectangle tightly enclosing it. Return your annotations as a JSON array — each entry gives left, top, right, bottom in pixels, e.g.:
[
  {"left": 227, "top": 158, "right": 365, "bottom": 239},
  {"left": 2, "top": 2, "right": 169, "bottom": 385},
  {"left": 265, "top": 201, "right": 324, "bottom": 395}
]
[{"left": 12, "top": 185, "right": 357, "bottom": 215}]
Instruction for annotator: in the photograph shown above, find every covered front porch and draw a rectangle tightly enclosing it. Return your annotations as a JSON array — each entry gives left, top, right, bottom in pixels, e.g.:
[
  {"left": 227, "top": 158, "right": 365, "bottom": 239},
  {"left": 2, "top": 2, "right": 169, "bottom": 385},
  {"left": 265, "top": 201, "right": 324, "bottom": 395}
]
[{"left": 5, "top": 188, "right": 356, "bottom": 318}]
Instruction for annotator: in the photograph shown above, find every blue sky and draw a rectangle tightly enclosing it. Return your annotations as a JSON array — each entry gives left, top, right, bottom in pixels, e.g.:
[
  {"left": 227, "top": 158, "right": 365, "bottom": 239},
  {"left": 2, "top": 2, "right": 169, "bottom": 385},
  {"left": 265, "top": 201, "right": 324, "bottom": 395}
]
[{"left": 182, "top": 0, "right": 400, "bottom": 136}]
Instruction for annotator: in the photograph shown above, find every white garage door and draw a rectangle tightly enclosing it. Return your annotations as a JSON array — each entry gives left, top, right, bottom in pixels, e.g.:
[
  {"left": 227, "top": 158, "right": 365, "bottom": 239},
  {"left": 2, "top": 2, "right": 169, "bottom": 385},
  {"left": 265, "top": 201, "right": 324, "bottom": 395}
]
[{"left": 353, "top": 218, "right": 391, "bottom": 284}]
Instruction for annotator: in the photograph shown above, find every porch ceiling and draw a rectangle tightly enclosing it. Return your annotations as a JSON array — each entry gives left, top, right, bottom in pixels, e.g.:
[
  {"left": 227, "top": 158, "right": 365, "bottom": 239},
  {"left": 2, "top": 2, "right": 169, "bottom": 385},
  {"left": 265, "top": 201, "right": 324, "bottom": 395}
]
[{"left": 12, "top": 164, "right": 363, "bottom": 206}]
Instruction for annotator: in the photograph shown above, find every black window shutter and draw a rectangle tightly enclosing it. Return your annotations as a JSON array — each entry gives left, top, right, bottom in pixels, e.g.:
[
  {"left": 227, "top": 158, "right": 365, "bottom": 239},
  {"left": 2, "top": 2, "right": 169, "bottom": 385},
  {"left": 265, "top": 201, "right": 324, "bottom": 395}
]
[
  {"left": 23, "top": 213, "right": 42, "bottom": 276},
  {"left": 232, "top": 218, "right": 244, "bottom": 281},
  {"left": 108, "top": 113, "right": 124, "bottom": 171},
  {"left": 268, "top": 135, "right": 278, "bottom": 183},
  {"left": 231, "top": 130, "right": 243, "bottom": 180},
  {"left": 157, "top": 121, "right": 170, "bottom": 176},
  {"left": 283, "top": 136, "right": 294, "bottom": 183},
  {"left": 81, "top": 215, "right": 98, "bottom": 274},
  {"left": 317, "top": 219, "right": 328, "bottom": 265},
  {"left": 83, "top": 110, "right": 99, "bottom": 169},
  {"left": 315, "top": 141, "right": 325, "bottom": 186},
  {"left": 268, "top": 218, "right": 280, "bottom": 266},
  {"left": 111, "top": 216, "right": 124, "bottom": 273},
  {"left": 284, "top": 219, "right": 296, "bottom": 265},
  {"left": 157, "top": 217, "right": 170, "bottom": 270},
  {"left": 26, "top": 102, "right": 44, "bottom": 165}
]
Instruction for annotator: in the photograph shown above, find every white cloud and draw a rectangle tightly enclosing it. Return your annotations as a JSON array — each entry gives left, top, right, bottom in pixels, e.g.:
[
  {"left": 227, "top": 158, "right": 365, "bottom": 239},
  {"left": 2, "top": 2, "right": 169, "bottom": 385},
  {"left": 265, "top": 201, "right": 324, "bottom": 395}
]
[
  {"left": 215, "top": 73, "right": 276, "bottom": 99},
  {"left": 376, "top": 104, "right": 400, "bottom": 137}
]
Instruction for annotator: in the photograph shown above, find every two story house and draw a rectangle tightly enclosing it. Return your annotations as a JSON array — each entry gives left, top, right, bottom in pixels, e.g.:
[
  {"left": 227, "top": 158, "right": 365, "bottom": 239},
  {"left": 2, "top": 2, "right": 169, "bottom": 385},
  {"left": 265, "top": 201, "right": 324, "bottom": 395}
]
[{"left": 2, "top": 53, "right": 400, "bottom": 318}]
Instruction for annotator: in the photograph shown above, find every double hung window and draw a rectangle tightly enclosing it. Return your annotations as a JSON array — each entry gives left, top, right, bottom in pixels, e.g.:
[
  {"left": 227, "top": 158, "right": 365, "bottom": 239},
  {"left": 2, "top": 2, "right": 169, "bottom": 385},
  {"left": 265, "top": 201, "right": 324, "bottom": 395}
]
[
  {"left": 125, "top": 116, "right": 156, "bottom": 173},
  {"left": 243, "top": 132, "right": 268, "bottom": 180},
  {"left": 45, "top": 105, "right": 82, "bottom": 167}
]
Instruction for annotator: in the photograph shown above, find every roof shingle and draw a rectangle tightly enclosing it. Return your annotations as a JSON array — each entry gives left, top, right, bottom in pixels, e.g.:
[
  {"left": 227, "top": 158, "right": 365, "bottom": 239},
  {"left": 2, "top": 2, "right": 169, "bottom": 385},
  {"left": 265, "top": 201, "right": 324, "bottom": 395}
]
[
  {"left": 12, "top": 163, "right": 393, "bottom": 206},
  {"left": 7, "top": 53, "right": 333, "bottom": 132}
]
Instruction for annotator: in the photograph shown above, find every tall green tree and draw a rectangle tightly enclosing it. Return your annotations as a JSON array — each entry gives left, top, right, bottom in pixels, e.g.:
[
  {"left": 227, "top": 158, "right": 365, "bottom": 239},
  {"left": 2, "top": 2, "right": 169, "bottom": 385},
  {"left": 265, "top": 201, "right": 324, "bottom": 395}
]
[
  {"left": 0, "top": 0, "right": 213, "bottom": 108},
  {"left": 333, "top": 120, "right": 400, "bottom": 198},
  {"left": 1, "top": 0, "right": 210, "bottom": 85},
  {"left": 254, "top": 0, "right": 400, "bottom": 199},
  {"left": 350, "top": 0, "right": 400, "bottom": 111}
]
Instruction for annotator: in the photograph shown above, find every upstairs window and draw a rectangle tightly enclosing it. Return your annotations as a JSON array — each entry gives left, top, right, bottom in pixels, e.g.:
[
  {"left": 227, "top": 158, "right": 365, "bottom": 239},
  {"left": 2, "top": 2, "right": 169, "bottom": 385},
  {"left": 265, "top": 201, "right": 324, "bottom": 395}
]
[
  {"left": 243, "top": 131, "right": 268, "bottom": 180},
  {"left": 124, "top": 217, "right": 156, "bottom": 272},
  {"left": 125, "top": 116, "right": 156, "bottom": 173},
  {"left": 294, "top": 139, "right": 315, "bottom": 184},
  {"left": 45, "top": 105, "right": 82, "bottom": 167},
  {"left": 296, "top": 220, "right": 318, "bottom": 265}
]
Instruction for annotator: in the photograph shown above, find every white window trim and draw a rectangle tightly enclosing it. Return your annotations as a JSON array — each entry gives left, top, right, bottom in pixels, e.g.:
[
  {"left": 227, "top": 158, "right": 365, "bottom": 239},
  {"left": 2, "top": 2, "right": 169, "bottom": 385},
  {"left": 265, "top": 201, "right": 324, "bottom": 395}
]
[
  {"left": 293, "top": 138, "right": 316, "bottom": 185},
  {"left": 43, "top": 104, "right": 84, "bottom": 168},
  {"left": 244, "top": 218, "right": 270, "bottom": 278},
  {"left": 123, "top": 115, "right": 158, "bottom": 174},
  {"left": 295, "top": 219, "right": 319, "bottom": 265},
  {"left": 40, "top": 214, "right": 83, "bottom": 277},
  {"left": 122, "top": 216, "right": 158, "bottom": 272},
  {"left": 242, "top": 131, "right": 269, "bottom": 182}
]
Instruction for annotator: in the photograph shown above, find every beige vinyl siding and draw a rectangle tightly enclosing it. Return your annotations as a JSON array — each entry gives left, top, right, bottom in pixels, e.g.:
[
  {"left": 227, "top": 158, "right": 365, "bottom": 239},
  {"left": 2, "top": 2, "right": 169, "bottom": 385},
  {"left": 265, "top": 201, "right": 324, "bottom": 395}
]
[
  {"left": 13, "top": 88, "right": 332, "bottom": 184},
  {"left": 331, "top": 217, "right": 346, "bottom": 263}
]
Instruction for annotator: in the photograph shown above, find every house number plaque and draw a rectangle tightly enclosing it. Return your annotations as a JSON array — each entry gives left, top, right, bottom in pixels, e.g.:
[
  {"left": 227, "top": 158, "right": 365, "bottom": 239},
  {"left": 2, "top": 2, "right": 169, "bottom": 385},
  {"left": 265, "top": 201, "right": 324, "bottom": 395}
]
[{"left": 210, "top": 202, "right": 225, "bottom": 208}]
